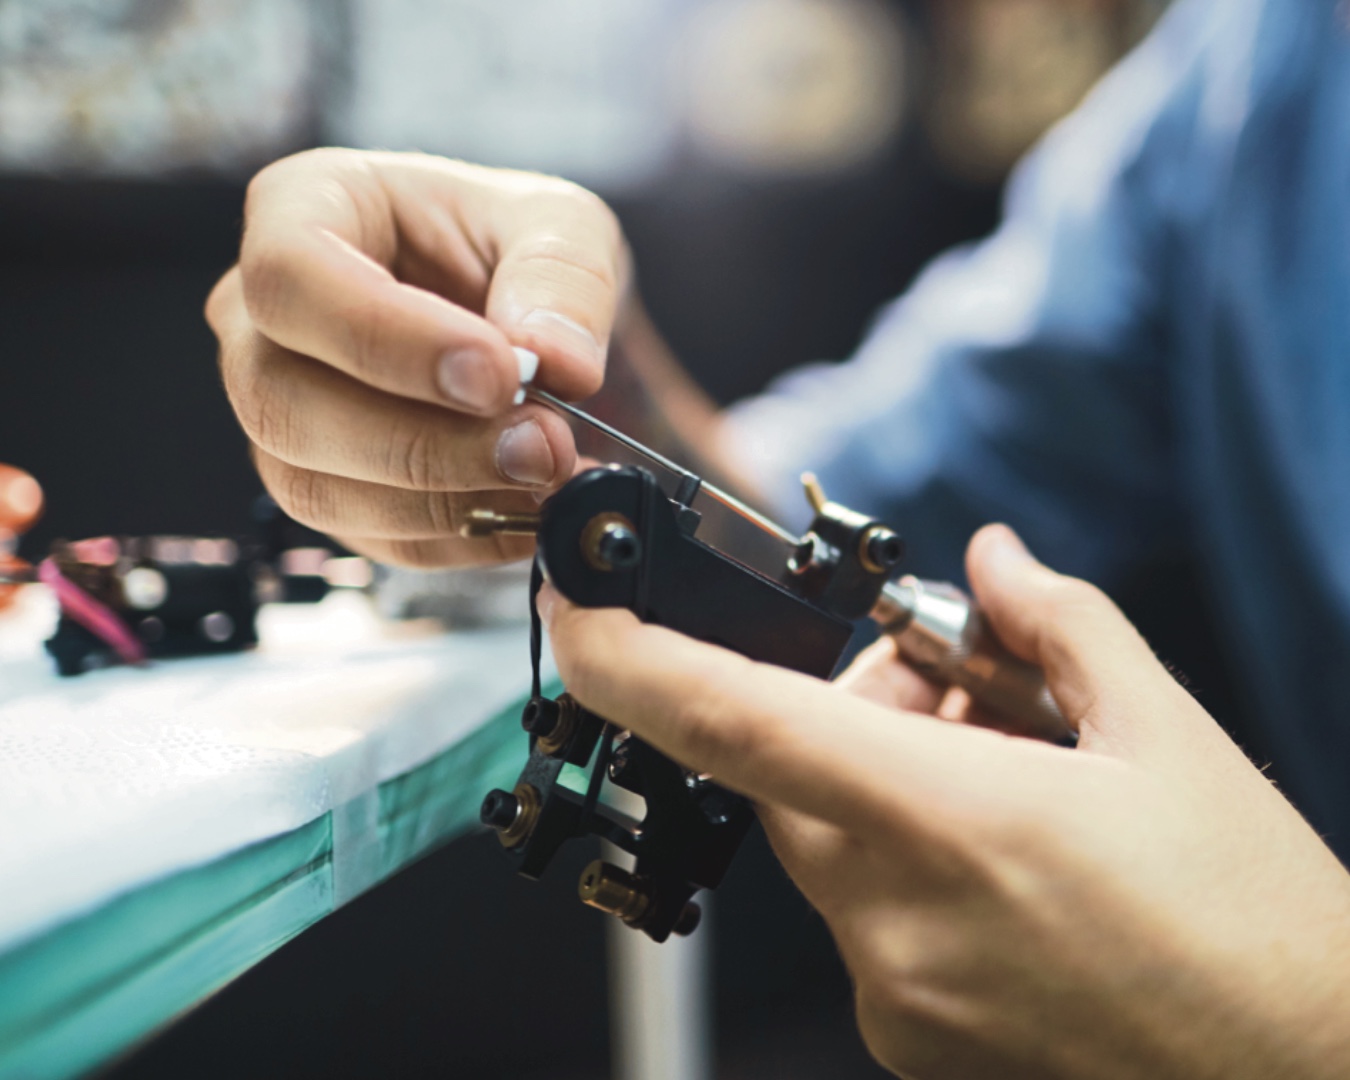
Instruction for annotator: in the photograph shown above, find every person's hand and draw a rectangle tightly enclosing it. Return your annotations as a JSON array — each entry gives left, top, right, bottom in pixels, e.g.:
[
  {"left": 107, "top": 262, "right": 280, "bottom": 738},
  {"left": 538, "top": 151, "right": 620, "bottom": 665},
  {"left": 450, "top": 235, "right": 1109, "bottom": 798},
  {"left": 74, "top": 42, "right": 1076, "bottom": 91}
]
[
  {"left": 541, "top": 525, "right": 1350, "bottom": 1080},
  {"left": 0, "top": 464, "right": 43, "bottom": 537},
  {"left": 207, "top": 149, "right": 627, "bottom": 567},
  {"left": 0, "top": 463, "right": 43, "bottom": 610}
]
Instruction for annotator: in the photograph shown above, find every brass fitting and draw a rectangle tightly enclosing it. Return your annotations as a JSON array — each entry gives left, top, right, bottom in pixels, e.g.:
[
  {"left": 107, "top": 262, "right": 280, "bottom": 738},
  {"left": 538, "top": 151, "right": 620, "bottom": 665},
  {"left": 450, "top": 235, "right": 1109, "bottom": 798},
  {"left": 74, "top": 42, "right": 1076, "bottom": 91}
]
[
  {"left": 858, "top": 524, "right": 904, "bottom": 574},
  {"left": 580, "top": 513, "right": 641, "bottom": 571},
  {"left": 496, "top": 782, "right": 541, "bottom": 848},
  {"left": 535, "top": 693, "right": 580, "bottom": 757},
  {"left": 578, "top": 860, "right": 652, "bottom": 925},
  {"left": 459, "top": 509, "right": 541, "bottom": 539}
]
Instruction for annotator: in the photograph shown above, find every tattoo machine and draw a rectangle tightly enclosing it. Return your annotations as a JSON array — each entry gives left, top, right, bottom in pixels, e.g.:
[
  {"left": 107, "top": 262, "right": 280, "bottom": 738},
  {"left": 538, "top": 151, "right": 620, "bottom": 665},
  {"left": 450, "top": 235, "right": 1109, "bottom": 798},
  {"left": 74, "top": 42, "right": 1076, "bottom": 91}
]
[{"left": 470, "top": 391, "right": 1073, "bottom": 942}]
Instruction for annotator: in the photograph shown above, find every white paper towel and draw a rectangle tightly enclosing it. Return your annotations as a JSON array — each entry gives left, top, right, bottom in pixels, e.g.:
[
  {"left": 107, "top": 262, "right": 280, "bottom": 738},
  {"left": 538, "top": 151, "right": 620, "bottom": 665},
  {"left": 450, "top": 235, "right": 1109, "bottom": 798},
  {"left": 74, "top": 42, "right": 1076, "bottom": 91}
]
[{"left": 0, "top": 588, "right": 542, "bottom": 952}]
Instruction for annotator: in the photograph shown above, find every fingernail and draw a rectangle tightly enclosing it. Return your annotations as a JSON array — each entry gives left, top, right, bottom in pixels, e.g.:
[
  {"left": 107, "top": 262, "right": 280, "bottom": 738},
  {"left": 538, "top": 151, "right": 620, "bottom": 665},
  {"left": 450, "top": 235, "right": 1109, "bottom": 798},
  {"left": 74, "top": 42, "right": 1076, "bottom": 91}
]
[
  {"left": 520, "top": 309, "right": 604, "bottom": 366},
  {"left": 496, "top": 420, "right": 556, "bottom": 485},
  {"left": 437, "top": 348, "right": 498, "bottom": 412}
]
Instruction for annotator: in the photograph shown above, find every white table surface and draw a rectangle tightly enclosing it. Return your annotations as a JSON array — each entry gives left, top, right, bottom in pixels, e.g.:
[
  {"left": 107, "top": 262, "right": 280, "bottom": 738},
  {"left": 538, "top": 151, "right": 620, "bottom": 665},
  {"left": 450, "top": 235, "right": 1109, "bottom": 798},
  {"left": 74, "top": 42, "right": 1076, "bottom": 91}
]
[{"left": 0, "top": 585, "right": 537, "bottom": 954}]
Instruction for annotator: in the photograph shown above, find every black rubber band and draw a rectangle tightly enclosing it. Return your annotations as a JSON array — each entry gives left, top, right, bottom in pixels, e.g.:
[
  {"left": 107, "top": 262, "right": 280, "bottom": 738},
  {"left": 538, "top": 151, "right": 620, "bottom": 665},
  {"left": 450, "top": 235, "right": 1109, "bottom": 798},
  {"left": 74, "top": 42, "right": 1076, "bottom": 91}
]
[{"left": 528, "top": 555, "right": 544, "bottom": 701}]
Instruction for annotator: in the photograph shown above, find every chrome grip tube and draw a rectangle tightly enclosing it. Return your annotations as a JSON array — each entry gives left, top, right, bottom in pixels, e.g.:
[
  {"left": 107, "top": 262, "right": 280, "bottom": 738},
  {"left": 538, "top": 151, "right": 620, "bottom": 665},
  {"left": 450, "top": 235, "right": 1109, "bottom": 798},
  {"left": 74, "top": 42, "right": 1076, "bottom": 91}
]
[{"left": 870, "top": 577, "right": 1076, "bottom": 746}]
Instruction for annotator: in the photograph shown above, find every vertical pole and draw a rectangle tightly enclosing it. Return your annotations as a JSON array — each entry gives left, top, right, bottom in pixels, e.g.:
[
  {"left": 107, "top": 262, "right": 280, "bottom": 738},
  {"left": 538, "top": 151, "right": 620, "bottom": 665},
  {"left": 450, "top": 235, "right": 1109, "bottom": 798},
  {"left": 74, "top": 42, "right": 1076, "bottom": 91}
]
[{"left": 604, "top": 841, "right": 714, "bottom": 1080}]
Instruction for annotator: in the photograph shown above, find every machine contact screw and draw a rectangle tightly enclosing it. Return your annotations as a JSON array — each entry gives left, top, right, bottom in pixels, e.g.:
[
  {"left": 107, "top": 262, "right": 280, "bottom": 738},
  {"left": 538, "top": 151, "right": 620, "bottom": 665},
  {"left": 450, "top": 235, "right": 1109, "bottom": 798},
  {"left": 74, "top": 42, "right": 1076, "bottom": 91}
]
[
  {"left": 480, "top": 788, "right": 520, "bottom": 831},
  {"left": 582, "top": 514, "right": 643, "bottom": 572},
  {"left": 521, "top": 695, "right": 560, "bottom": 738},
  {"left": 482, "top": 783, "right": 541, "bottom": 848},
  {"left": 597, "top": 523, "right": 641, "bottom": 570},
  {"left": 861, "top": 525, "right": 905, "bottom": 574},
  {"left": 578, "top": 860, "right": 652, "bottom": 925},
  {"left": 535, "top": 693, "right": 580, "bottom": 758}
]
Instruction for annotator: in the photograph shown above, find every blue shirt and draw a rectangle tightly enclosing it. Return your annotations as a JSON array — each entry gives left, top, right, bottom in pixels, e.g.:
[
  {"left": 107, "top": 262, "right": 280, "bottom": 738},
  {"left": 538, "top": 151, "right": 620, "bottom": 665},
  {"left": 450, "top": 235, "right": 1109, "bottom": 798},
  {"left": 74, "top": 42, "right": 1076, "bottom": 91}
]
[{"left": 725, "top": 0, "right": 1350, "bottom": 847}]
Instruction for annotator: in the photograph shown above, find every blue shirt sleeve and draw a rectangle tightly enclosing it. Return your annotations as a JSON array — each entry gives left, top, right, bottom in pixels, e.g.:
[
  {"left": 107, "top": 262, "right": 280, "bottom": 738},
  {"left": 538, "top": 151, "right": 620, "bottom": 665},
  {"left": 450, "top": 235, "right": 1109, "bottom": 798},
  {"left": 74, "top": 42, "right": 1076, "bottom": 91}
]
[{"left": 722, "top": 0, "right": 1218, "bottom": 586}]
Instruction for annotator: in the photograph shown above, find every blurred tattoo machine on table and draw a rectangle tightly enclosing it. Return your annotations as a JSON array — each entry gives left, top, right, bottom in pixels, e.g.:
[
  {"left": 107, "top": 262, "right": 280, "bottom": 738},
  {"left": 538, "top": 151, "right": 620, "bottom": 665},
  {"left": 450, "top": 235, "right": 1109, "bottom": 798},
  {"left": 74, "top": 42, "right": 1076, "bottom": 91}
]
[
  {"left": 470, "top": 393, "right": 1074, "bottom": 943},
  {"left": 0, "top": 480, "right": 371, "bottom": 676}
]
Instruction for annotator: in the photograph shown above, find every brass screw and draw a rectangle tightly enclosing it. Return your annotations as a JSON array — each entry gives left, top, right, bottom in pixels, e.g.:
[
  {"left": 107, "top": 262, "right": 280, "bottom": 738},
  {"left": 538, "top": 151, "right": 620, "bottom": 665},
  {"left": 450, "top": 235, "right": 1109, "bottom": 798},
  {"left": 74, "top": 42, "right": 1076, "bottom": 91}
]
[{"left": 459, "top": 510, "right": 542, "bottom": 539}]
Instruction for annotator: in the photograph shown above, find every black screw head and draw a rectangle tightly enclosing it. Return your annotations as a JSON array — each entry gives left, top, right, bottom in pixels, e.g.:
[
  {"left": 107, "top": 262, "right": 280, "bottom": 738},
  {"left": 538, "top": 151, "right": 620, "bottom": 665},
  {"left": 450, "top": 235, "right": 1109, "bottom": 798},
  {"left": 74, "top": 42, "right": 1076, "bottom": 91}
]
[
  {"left": 866, "top": 530, "right": 905, "bottom": 570},
  {"left": 480, "top": 788, "right": 520, "bottom": 831},
  {"left": 596, "top": 524, "right": 642, "bottom": 570},
  {"left": 521, "top": 695, "right": 561, "bottom": 736}
]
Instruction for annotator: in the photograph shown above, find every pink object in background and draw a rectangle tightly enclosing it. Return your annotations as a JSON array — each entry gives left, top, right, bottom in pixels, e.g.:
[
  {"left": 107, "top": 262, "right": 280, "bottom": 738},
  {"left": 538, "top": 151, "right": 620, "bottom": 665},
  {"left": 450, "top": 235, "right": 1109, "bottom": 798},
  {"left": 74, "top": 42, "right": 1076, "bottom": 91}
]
[{"left": 36, "top": 558, "right": 146, "bottom": 666}]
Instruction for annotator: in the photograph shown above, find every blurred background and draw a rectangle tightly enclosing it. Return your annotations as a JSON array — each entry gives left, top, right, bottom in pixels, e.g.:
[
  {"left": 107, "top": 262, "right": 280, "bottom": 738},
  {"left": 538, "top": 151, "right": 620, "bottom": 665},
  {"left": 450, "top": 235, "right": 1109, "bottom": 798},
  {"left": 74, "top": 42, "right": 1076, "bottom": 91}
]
[{"left": 0, "top": 1, "right": 1203, "bottom": 1077}]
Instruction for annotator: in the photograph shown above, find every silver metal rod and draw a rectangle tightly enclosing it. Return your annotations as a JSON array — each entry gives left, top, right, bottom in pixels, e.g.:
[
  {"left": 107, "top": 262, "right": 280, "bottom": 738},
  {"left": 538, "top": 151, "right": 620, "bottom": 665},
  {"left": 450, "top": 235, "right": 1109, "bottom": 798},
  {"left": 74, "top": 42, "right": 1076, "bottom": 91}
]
[
  {"left": 527, "top": 389, "right": 798, "bottom": 545},
  {"left": 528, "top": 389, "right": 700, "bottom": 490},
  {"left": 871, "top": 577, "right": 1076, "bottom": 745}
]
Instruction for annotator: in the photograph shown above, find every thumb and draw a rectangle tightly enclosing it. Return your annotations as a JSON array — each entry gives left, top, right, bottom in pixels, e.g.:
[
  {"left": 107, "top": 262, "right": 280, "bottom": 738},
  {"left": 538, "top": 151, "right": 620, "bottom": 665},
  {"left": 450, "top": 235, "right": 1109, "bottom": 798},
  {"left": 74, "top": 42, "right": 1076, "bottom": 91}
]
[
  {"left": 965, "top": 524, "right": 1187, "bottom": 753},
  {"left": 484, "top": 181, "right": 627, "bottom": 402}
]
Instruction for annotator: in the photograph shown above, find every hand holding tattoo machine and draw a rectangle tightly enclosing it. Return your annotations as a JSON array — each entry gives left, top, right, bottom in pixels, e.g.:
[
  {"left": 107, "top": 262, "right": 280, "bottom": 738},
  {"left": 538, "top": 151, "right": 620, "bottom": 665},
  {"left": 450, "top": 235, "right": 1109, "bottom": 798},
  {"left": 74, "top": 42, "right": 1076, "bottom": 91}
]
[{"left": 472, "top": 391, "right": 1075, "bottom": 942}]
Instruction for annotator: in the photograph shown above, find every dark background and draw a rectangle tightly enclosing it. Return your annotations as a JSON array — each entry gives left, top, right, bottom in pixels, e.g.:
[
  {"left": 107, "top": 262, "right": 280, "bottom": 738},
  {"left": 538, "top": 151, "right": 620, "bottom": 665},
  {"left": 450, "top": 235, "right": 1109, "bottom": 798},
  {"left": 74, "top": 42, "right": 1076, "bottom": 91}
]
[{"left": 2, "top": 2, "right": 1257, "bottom": 1077}]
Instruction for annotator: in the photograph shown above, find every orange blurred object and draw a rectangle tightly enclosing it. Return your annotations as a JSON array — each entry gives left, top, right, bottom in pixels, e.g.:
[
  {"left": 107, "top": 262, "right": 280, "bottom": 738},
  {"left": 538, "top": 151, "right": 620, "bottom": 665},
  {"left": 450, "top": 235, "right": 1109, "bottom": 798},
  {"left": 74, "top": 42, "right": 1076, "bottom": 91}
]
[
  {"left": 0, "top": 464, "right": 43, "bottom": 611},
  {"left": 0, "top": 464, "right": 44, "bottom": 534}
]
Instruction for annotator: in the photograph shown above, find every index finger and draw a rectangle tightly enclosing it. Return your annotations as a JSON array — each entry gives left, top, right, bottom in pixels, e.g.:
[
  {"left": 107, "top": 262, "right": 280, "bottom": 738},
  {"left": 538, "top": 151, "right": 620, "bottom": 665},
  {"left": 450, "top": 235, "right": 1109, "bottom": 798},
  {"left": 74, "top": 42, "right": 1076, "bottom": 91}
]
[
  {"left": 540, "top": 588, "right": 1040, "bottom": 838},
  {"left": 237, "top": 151, "right": 521, "bottom": 415}
]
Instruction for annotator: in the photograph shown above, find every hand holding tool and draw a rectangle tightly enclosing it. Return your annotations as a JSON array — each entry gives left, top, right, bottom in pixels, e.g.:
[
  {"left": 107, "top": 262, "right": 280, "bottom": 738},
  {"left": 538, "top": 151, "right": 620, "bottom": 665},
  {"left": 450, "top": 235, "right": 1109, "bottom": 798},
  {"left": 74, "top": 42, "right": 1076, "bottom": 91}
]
[{"left": 470, "top": 391, "right": 1072, "bottom": 941}]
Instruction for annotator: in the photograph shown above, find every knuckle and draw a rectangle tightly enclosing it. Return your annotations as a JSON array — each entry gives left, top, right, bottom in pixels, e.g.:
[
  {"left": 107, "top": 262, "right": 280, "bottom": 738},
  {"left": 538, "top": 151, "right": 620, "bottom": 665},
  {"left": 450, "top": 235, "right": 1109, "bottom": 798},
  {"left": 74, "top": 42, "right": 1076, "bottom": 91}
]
[
  {"left": 242, "top": 161, "right": 280, "bottom": 219},
  {"left": 271, "top": 467, "right": 333, "bottom": 531},
  {"left": 1042, "top": 575, "right": 1112, "bottom": 625},
  {"left": 421, "top": 492, "right": 460, "bottom": 536},
  {"left": 342, "top": 295, "right": 397, "bottom": 381},
  {"left": 237, "top": 241, "right": 293, "bottom": 334},
  {"left": 243, "top": 149, "right": 339, "bottom": 213},
  {"left": 249, "top": 387, "right": 298, "bottom": 459},
  {"left": 230, "top": 362, "right": 305, "bottom": 466},
  {"left": 384, "top": 423, "right": 446, "bottom": 490},
  {"left": 560, "top": 181, "right": 622, "bottom": 242},
  {"left": 514, "top": 240, "right": 619, "bottom": 298},
  {"left": 509, "top": 182, "right": 623, "bottom": 292},
  {"left": 204, "top": 267, "right": 240, "bottom": 335},
  {"left": 223, "top": 348, "right": 290, "bottom": 455}
]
